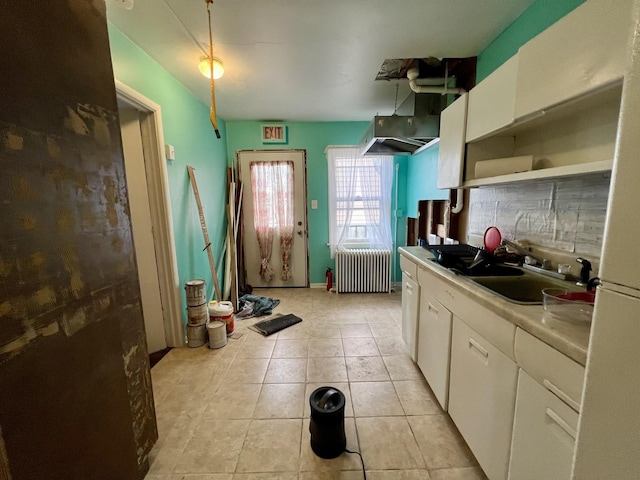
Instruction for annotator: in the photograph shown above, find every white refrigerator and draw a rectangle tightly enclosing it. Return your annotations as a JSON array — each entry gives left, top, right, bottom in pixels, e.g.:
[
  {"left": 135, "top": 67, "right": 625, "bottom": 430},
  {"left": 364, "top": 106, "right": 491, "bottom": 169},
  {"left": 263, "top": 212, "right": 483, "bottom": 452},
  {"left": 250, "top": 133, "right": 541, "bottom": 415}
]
[{"left": 572, "top": 2, "right": 640, "bottom": 478}]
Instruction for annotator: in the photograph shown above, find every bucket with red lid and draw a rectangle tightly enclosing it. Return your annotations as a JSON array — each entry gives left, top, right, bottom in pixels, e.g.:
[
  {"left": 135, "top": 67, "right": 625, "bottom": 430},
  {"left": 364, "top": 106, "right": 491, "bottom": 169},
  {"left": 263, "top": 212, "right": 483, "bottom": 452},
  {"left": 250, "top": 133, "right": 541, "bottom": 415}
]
[{"left": 209, "top": 301, "right": 235, "bottom": 336}]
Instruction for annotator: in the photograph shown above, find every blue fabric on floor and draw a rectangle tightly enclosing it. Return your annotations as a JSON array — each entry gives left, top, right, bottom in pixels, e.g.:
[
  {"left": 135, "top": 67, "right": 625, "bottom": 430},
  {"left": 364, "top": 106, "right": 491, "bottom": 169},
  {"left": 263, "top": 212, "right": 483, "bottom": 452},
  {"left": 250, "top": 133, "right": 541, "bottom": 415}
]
[{"left": 239, "top": 294, "right": 280, "bottom": 317}]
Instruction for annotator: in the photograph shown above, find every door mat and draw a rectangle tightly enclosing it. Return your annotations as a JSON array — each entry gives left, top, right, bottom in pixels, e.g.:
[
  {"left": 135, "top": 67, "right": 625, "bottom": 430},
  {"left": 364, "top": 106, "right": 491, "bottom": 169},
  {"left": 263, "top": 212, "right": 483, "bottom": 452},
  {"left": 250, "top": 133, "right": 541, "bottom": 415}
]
[{"left": 249, "top": 314, "right": 302, "bottom": 336}]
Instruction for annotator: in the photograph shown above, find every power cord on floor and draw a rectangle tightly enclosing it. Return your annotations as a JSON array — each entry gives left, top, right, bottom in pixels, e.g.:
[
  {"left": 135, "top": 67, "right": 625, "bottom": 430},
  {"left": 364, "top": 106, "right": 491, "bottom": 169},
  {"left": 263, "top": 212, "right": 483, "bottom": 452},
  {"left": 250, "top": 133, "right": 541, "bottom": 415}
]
[{"left": 345, "top": 449, "right": 367, "bottom": 479}]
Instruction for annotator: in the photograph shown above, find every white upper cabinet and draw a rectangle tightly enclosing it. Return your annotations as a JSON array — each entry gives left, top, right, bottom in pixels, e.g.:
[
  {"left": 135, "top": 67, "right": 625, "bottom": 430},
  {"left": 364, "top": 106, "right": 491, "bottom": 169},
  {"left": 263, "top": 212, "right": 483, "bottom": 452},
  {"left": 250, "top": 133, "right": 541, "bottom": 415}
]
[
  {"left": 437, "top": 93, "right": 467, "bottom": 189},
  {"left": 514, "top": 0, "right": 634, "bottom": 120},
  {"left": 466, "top": 54, "right": 518, "bottom": 143}
]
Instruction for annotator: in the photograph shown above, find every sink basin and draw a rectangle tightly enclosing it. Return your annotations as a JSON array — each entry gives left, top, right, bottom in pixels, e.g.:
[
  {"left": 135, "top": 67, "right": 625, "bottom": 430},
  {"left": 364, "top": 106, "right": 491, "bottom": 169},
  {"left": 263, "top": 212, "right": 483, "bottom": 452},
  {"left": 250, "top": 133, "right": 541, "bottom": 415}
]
[
  {"left": 464, "top": 264, "right": 525, "bottom": 277},
  {"left": 468, "top": 271, "right": 581, "bottom": 304}
]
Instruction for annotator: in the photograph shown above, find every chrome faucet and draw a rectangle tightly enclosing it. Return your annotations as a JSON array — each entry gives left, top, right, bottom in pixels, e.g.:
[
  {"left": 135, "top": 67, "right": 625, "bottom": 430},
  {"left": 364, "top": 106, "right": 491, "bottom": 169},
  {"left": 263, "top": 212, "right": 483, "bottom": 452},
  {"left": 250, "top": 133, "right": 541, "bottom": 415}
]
[
  {"left": 576, "top": 257, "right": 592, "bottom": 286},
  {"left": 500, "top": 239, "right": 551, "bottom": 270}
]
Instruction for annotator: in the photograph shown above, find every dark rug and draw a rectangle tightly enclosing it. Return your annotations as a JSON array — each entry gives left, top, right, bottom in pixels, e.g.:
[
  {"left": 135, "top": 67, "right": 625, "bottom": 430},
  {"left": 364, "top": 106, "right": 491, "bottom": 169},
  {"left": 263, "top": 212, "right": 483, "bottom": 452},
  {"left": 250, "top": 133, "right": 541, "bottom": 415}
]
[{"left": 250, "top": 314, "right": 302, "bottom": 336}]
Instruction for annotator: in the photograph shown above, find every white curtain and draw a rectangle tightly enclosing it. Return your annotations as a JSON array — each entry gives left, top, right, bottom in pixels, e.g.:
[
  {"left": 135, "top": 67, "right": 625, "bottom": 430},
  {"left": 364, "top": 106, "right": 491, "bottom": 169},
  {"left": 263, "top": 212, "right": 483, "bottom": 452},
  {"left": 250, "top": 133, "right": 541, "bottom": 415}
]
[
  {"left": 250, "top": 161, "right": 295, "bottom": 281},
  {"left": 327, "top": 147, "right": 393, "bottom": 257}
]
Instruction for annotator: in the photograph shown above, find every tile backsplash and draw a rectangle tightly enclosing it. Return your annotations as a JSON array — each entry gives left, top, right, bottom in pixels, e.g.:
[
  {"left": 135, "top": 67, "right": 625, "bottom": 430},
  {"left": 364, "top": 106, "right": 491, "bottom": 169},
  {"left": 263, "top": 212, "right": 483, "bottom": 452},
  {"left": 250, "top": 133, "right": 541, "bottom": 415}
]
[{"left": 468, "top": 173, "right": 611, "bottom": 257}]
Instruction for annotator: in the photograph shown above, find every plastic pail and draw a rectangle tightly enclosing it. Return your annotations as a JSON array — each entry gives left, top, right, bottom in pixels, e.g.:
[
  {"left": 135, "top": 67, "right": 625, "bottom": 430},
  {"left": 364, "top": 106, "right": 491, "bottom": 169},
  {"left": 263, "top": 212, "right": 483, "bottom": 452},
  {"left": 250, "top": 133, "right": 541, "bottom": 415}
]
[{"left": 209, "top": 300, "right": 235, "bottom": 336}]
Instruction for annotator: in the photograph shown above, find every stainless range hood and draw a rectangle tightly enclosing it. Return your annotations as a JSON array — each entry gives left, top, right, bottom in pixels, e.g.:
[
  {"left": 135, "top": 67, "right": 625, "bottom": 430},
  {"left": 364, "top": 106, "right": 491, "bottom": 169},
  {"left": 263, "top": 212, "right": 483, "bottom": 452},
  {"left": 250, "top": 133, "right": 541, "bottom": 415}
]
[{"left": 361, "top": 93, "right": 447, "bottom": 156}]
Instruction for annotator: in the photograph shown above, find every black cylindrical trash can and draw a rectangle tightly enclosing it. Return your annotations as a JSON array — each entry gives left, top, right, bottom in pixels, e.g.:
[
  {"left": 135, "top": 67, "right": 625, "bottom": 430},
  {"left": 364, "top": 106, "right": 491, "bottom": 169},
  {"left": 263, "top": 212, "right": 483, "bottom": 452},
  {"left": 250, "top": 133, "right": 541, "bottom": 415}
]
[{"left": 309, "top": 386, "right": 346, "bottom": 459}]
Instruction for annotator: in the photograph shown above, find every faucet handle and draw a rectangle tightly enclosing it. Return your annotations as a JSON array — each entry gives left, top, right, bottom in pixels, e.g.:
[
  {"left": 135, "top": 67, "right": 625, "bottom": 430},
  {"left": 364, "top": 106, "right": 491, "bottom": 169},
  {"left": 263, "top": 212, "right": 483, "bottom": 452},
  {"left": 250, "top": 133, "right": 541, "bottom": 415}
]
[
  {"left": 576, "top": 257, "right": 592, "bottom": 285},
  {"left": 587, "top": 277, "right": 601, "bottom": 291}
]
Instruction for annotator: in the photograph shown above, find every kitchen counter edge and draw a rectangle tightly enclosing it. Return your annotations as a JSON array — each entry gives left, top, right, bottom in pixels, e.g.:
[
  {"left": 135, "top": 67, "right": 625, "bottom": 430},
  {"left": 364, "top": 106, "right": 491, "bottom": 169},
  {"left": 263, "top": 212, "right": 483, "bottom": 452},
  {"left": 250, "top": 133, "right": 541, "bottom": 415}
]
[{"left": 399, "top": 246, "right": 590, "bottom": 366}]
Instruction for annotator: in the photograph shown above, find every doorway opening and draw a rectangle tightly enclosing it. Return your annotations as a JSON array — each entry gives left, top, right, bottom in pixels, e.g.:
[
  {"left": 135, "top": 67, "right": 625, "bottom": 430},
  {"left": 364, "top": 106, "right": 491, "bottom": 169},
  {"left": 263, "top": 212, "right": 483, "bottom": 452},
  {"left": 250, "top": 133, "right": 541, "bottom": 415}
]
[{"left": 116, "top": 81, "right": 184, "bottom": 351}]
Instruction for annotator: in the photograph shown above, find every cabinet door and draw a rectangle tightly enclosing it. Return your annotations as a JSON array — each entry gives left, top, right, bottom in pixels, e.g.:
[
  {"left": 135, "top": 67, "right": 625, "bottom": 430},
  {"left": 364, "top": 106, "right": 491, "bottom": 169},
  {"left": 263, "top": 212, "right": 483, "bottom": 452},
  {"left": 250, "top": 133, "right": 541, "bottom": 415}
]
[
  {"left": 438, "top": 93, "right": 467, "bottom": 189},
  {"left": 449, "top": 317, "right": 518, "bottom": 480},
  {"left": 417, "top": 293, "right": 452, "bottom": 410},
  {"left": 514, "top": 0, "right": 633, "bottom": 120},
  {"left": 401, "top": 273, "right": 420, "bottom": 361},
  {"left": 508, "top": 369, "right": 578, "bottom": 480},
  {"left": 465, "top": 54, "right": 518, "bottom": 142}
]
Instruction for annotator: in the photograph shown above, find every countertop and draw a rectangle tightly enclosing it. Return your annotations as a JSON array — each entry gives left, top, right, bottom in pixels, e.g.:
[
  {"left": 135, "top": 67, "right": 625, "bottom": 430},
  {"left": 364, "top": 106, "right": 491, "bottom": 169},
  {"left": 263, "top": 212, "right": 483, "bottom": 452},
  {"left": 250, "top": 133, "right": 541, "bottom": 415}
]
[{"left": 399, "top": 246, "right": 590, "bottom": 366}]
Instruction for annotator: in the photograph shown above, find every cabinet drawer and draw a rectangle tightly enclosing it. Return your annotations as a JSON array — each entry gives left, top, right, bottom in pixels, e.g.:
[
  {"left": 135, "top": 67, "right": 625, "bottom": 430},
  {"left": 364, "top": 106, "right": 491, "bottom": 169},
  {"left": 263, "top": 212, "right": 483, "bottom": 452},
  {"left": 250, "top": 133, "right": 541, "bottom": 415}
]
[
  {"left": 399, "top": 254, "right": 417, "bottom": 279},
  {"left": 417, "top": 293, "right": 452, "bottom": 410},
  {"left": 449, "top": 317, "right": 518, "bottom": 480},
  {"left": 515, "top": 328, "right": 585, "bottom": 411},
  {"left": 508, "top": 369, "right": 578, "bottom": 480}
]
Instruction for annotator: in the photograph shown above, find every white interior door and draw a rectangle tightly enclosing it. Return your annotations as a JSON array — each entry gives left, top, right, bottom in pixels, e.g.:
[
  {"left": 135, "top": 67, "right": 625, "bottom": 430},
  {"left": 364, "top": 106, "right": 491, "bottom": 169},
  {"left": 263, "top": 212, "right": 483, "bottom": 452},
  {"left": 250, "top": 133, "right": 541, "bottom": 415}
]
[
  {"left": 119, "top": 108, "right": 167, "bottom": 353},
  {"left": 239, "top": 150, "right": 308, "bottom": 288}
]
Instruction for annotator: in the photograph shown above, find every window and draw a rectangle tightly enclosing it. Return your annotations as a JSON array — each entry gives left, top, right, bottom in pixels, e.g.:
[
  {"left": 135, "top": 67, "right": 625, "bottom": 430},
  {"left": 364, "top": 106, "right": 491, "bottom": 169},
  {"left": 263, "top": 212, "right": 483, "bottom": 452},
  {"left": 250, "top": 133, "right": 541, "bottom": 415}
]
[{"left": 327, "top": 146, "right": 393, "bottom": 256}]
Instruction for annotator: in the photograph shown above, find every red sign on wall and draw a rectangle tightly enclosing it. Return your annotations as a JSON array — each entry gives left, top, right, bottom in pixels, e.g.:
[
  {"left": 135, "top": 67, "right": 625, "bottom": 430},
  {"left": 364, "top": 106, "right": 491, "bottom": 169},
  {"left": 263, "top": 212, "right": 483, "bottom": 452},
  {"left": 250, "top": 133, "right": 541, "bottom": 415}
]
[{"left": 261, "top": 124, "right": 288, "bottom": 144}]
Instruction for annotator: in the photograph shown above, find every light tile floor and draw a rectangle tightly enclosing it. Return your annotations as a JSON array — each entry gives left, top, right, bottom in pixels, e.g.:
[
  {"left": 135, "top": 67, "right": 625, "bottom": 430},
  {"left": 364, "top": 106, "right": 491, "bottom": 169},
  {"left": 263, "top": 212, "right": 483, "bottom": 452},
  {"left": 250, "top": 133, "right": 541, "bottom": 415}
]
[{"left": 145, "top": 288, "right": 487, "bottom": 480}]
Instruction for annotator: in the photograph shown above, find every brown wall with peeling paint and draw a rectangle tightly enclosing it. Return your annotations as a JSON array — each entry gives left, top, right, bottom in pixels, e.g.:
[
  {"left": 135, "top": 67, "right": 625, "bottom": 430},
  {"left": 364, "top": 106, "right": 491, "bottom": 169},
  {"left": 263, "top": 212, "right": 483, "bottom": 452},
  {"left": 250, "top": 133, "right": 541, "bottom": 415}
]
[{"left": 0, "top": 1, "right": 156, "bottom": 478}]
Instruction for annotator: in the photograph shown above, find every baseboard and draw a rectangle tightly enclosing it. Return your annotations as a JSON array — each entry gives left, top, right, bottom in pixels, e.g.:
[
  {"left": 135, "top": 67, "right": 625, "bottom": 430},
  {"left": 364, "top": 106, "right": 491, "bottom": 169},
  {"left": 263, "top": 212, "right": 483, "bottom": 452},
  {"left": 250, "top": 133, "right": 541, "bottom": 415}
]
[{"left": 311, "top": 283, "right": 400, "bottom": 293}]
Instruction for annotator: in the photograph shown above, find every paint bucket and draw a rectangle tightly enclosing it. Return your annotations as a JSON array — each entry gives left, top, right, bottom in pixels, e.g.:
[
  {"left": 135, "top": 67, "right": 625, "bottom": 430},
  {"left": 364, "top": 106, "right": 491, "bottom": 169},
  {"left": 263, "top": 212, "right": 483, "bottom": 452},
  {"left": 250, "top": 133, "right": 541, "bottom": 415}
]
[
  {"left": 187, "top": 302, "right": 209, "bottom": 325},
  {"left": 207, "top": 320, "right": 227, "bottom": 349},
  {"left": 185, "top": 279, "right": 206, "bottom": 306},
  {"left": 186, "top": 322, "right": 206, "bottom": 348},
  {"left": 209, "top": 300, "right": 235, "bottom": 336},
  {"left": 208, "top": 300, "right": 218, "bottom": 322}
]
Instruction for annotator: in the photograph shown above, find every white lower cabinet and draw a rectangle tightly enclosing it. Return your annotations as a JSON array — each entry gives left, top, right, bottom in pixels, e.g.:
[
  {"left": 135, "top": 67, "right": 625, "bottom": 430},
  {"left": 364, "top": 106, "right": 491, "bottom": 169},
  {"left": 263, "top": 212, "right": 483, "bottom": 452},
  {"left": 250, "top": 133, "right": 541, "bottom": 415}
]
[
  {"left": 401, "top": 272, "right": 420, "bottom": 361},
  {"left": 448, "top": 317, "right": 518, "bottom": 480},
  {"left": 417, "top": 292, "right": 452, "bottom": 410},
  {"left": 508, "top": 369, "right": 578, "bottom": 480}
]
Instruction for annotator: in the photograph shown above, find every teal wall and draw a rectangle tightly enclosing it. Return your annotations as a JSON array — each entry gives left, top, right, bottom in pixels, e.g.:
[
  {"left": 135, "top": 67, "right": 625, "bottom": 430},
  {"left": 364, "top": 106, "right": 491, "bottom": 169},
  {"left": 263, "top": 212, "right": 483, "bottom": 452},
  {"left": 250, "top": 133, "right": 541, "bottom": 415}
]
[
  {"left": 403, "top": 0, "right": 586, "bottom": 237},
  {"left": 226, "top": 122, "right": 409, "bottom": 284},
  {"left": 108, "top": 0, "right": 588, "bottom": 294},
  {"left": 476, "top": 0, "right": 586, "bottom": 82},
  {"left": 404, "top": 144, "right": 449, "bottom": 219},
  {"left": 108, "top": 25, "right": 228, "bottom": 316}
]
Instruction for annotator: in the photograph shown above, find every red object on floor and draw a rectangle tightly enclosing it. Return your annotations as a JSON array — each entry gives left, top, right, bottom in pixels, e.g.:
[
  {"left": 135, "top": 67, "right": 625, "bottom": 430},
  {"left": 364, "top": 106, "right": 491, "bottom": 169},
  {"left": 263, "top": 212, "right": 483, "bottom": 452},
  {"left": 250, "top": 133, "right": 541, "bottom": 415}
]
[{"left": 326, "top": 268, "right": 333, "bottom": 291}]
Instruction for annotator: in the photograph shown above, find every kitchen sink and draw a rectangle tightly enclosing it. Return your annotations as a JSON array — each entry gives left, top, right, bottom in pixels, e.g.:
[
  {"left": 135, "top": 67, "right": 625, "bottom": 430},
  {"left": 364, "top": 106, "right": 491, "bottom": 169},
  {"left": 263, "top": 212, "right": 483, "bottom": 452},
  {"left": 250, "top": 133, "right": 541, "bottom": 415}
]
[
  {"left": 463, "top": 264, "right": 525, "bottom": 277},
  {"left": 467, "top": 270, "right": 581, "bottom": 304}
]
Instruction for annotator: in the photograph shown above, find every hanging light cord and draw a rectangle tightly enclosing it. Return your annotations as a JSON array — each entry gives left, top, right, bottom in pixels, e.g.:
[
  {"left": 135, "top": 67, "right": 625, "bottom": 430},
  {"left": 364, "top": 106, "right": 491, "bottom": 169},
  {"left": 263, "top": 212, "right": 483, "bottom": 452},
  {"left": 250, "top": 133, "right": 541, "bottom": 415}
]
[
  {"left": 345, "top": 449, "right": 367, "bottom": 479},
  {"left": 207, "top": 2, "right": 214, "bottom": 77},
  {"left": 161, "top": 0, "right": 208, "bottom": 56},
  {"left": 206, "top": 0, "right": 221, "bottom": 138}
]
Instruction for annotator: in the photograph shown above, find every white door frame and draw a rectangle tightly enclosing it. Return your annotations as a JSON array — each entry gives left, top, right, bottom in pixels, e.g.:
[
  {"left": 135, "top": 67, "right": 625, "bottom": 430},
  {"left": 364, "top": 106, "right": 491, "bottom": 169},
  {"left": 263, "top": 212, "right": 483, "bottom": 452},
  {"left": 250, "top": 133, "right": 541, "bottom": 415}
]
[{"left": 115, "top": 80, "right": 184, "bottom": 347}]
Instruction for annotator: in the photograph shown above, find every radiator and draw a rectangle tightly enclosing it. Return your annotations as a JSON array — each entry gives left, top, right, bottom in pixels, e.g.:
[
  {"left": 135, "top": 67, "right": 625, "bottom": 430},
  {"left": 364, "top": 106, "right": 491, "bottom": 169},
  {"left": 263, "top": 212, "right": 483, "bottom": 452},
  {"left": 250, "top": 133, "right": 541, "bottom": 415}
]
[{"left": 335, "top": 249, "right": 392, "bottom": 293}]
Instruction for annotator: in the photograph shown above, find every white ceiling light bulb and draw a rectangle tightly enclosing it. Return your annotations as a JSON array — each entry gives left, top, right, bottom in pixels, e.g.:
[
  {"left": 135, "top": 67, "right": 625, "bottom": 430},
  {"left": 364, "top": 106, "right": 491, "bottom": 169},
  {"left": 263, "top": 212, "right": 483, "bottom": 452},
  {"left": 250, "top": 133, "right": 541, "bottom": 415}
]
[{"left": 198, "top": 56, "right": 224, "bottom": 80}]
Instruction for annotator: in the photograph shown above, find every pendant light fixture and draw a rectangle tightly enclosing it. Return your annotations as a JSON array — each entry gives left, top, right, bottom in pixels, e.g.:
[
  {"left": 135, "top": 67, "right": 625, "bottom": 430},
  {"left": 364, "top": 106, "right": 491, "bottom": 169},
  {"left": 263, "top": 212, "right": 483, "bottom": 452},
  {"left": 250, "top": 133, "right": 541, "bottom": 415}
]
[{"left": 198, "top": 56, "right": 224, "bottom": 80}]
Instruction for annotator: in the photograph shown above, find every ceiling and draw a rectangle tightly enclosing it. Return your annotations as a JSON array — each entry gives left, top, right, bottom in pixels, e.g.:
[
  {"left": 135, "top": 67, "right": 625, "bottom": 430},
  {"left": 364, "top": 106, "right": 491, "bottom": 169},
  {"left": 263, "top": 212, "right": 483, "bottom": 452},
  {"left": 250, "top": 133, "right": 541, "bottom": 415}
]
[{"left": 106, "top": 0, "right": 535, "bottom": 122}]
